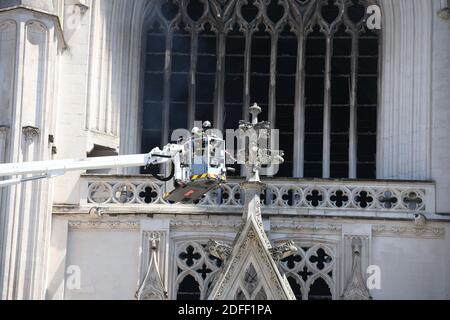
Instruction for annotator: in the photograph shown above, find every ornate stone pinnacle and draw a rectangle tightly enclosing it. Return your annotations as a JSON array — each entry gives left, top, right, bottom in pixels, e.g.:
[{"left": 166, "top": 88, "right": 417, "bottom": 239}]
[
  {"left": 238, "top": 104, "right": 284, "bottom": 182},
  {"left": 342, "top": 237, "right": 371, "bottom": 300},
  {"left": 207, "top": 104, "right": 296, "bottom": 300},
  {"left": 249, "top": 103, "right": 261, "bottom": 125},
  {"left": 135, "top": 233, "right": 167, "bottom": 300}
]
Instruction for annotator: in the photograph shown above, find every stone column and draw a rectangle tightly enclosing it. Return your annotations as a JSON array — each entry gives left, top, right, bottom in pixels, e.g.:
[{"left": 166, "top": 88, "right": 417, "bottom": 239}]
[
  {"left": 0, "top": 127, "right": 9, "bottom": 294},
  {"left": 0, "top": 3, "right": 64, "bottom": 299},
  {"left": 0, "top": 126, "right": 8, "bottom": 163}
]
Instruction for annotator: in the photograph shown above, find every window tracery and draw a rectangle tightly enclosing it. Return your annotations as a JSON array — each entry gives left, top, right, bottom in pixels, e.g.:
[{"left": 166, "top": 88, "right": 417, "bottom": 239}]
[
  {"left": 235, "top": 263, "right": 268, "bottom": 300},
  {"left": 280, "top": 244, "right": 336, "bottom": 300},
  {"left": 142, "top": 0, "right": 379, "bottom": 179},
  {"left": 174, "top": 241, "right": 225, "bottom": 300},
  {"left": 174, "top": 239, "right": 337, "bottom": 300}
]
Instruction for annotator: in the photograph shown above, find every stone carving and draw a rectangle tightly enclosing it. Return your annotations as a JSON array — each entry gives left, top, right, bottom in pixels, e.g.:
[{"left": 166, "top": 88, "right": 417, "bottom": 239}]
[
  {"left": 438, "top": 8, "right": 450, "bottom": 20},
  {"left": 209, "top": 224, "right": 296, "bottom": 300},
  {"left": 206, "top": 240, "right": 232, "bottom": 262},
  {"left": 22, "top": 126, "right": 40, "bottom": 142},
  {"left": 75, "top": 0, "right": 90, "bottom": 14},
  {"left": 270, "top": 241, "right": 298, "bottom": 262},
  {"left": 342, "top": 238, "right": 371, "bottom": 300},
  {"left": 170, "top": 220, "right": 241, "bottom": 230},
  {"left": 136, "top": 234, "right": 168, "bottom": 300},
  {"left": 372, "top": 225, "right": 445, "bottom": 239},
  {"left": 68, "top": 220, "right": 140, "bottom": 231},
  {"left": 271, "top": 222, "right": 342, "bottom": 233},
  {"left": 0, "top": 126, "right": 9, "bottom": 135},
  {"left": 414, "top": 213, "right": 426, "bottom": 227}
]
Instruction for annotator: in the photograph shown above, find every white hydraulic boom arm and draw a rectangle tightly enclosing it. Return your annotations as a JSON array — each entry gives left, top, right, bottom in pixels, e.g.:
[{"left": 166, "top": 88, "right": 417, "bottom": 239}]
[
  {"left": 0, "top": 144, "right": 183, "bottom": 188},
  {"left": 0, "top": 122, "right": 229, "bottom": 203}
]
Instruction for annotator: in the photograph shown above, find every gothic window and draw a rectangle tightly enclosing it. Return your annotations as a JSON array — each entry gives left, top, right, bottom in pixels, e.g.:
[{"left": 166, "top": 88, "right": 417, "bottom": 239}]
[
  {"left": 280, "top": 244, "right": 335, "bottom": 300},
  {"left": 177, "top": 274, "right": 201, "bottom": 300},
  {"left": 309, "top": 277, "right": 332, "bottom": 300},
  {"left": 234, "top": 263, "right": 267, "bottom": 300},
  {"left": 174, "top": 241, "right": 225, "bottom": 300},
  {"left": 142, "top": 0, "right": 379, "bottom": 179},
  {"left": 287, "top": 276, "right": 303, "bottom": 300}
]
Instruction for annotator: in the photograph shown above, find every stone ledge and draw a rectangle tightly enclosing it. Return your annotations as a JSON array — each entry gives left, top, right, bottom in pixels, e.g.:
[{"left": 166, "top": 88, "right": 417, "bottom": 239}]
[
  {"left": 63, "top": 215, "right": 447, "bottom": 239},
  {"left": 52, "top": 204, "right": 450, "bottom": 223}
]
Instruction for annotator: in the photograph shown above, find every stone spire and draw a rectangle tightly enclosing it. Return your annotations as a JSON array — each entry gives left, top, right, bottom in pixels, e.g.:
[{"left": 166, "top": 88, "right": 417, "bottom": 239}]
[
  {"left": 207, "top": 104, "right": 297, "bottom": 300},
  {"left": 342, "top": 238, "right": 371, "bottom": 300},
  {"left": 135, "top": 234, "right": 168, "bottom": 300},
  {"left": 0, "top": 0, "right": 63, "bottom": 299}
]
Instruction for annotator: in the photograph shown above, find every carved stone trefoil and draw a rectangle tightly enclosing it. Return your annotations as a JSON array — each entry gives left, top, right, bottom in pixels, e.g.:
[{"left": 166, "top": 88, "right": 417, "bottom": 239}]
[
  {"left": 342, "top": 238, "right": 371, "bottom": 300},
  {"left": 135, "top": 235, "right": 168, "bottom": 300}
]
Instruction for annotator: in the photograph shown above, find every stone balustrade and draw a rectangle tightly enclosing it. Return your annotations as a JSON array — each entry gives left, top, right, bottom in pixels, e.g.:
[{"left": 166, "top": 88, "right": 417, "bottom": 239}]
[{"left": 79, "top": 175, "right": 436, "bottom": 215}]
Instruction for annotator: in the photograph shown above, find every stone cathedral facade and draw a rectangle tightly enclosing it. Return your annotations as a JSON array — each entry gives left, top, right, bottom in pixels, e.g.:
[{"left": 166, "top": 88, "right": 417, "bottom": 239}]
[{"left": 0, "top": 0, "right": 450, "bottom": 300}]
